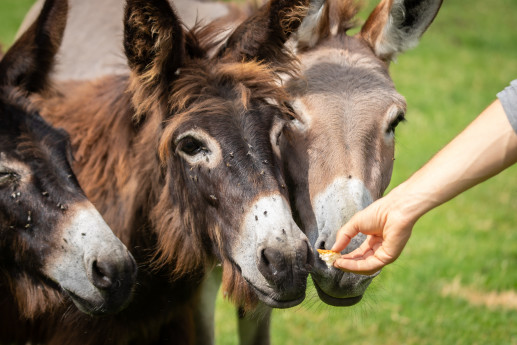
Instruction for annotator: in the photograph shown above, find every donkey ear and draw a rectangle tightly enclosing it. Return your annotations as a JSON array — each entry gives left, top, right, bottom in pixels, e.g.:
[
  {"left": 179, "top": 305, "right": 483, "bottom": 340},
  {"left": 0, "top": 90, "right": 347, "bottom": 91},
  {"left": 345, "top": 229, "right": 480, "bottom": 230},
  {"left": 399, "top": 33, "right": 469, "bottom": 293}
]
[
  {"left": 0, "top": 0, "right": 67, "bottom": 93},
  {"left": 218, "top": 0, "right": 309, "bottom": 64},
  {"left": 124, "top": 0, "right": 185, "bottom": 92},
  {"left": 360, "top": 0, "right": 442, "bottom": 61},
  {"left": 292, "top": 0, "right": 328, "bottom": 50}
]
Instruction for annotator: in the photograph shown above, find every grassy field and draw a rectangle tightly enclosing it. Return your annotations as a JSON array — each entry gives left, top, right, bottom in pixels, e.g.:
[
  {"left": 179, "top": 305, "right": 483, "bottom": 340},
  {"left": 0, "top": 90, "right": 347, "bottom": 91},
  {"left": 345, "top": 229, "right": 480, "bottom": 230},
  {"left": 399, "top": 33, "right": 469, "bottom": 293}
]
[{"left": 2, "top": 0, "right": 516, "bottom": 344}]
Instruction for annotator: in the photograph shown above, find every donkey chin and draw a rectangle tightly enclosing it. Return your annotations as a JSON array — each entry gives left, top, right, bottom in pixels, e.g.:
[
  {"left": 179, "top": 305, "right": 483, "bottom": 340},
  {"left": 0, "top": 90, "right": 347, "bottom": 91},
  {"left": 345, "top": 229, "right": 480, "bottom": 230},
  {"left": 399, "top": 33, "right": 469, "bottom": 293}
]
[{"left": 43, "top": 201, "right": 137, "bottom": 315}]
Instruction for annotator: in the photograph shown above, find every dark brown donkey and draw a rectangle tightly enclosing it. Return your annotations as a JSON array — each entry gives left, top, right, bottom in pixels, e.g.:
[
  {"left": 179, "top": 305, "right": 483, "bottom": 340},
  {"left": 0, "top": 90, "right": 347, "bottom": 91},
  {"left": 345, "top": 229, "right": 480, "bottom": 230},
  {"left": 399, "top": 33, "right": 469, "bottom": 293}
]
[
  {"left": 0, "top": 0, "right": 136, "bottom": 342},
  {"left": 21, "top": 0, "right": 312, "bottom": 343}
]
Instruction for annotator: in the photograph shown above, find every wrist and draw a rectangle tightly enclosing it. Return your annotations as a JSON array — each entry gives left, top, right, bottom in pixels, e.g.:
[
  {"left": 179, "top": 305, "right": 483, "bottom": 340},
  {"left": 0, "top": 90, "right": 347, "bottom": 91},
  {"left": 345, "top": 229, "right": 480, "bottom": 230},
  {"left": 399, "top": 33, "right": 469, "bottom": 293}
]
[{"left": 384, "top": 181, "right": 436, "bottom": 225}]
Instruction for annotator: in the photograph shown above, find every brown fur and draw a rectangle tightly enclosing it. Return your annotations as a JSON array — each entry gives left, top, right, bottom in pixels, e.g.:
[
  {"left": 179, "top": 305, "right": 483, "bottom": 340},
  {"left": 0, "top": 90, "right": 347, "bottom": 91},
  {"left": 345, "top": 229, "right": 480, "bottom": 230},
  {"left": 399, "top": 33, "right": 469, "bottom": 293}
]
[
  {"left": 35, "top": 73, "right": 210, "bottom": 342},
  {"left": 2, "top": 271, "right": 64, "bottom": 319},
  {"left": 1, "top": 1, "right": 137, "bottom": 341},
  {"left": 22, "top": 0, "right": 310, "bottom": 343},
  {"left": 221, "top": 260, "right": 258, "bottom": 310}
]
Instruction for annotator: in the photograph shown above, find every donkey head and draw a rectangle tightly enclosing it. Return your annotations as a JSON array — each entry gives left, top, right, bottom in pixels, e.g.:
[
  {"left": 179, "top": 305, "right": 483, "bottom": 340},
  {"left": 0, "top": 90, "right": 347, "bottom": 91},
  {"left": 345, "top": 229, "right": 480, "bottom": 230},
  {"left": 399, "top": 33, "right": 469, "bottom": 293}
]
[
  {"left": 124, "top": 0, "right": 312, "bottom": 309},
  {"left": 0, "top": 0, "right": 136, "bottom": 317},
  {"left": 281, "top": 0, "right": 442, "bottom": 305}
]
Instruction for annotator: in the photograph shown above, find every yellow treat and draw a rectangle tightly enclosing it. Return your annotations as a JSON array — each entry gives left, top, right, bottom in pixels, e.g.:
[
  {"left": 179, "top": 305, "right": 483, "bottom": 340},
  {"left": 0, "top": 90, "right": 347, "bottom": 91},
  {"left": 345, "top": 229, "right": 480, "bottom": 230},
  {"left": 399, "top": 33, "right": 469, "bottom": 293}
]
[{"left": 317, "top": 249, "right": 341, "bottom": 268}]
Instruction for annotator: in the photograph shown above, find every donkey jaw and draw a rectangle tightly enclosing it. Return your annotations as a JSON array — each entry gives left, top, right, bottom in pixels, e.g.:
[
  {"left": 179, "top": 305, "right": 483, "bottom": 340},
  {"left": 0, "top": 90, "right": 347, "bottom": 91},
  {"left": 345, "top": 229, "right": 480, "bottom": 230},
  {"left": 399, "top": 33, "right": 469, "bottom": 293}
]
[
  {"left": 312, "top": 279, "right": 364, "bottom": 307},
  {"left": 311, "top": 266, "right": 380, "bottom": 306}
]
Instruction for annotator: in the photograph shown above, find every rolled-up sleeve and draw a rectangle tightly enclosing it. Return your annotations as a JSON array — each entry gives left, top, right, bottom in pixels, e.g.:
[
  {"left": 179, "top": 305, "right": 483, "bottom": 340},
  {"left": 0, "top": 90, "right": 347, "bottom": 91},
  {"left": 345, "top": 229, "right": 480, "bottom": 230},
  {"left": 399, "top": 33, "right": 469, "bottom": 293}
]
[{"left": 497, "top": 80, "right": 517, "bottom": 134}]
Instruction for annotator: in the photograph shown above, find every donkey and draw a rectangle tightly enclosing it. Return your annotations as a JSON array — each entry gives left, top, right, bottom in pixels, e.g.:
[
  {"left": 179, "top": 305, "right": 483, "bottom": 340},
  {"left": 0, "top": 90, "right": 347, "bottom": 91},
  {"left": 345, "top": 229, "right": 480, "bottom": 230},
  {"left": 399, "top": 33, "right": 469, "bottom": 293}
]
[
  {"left": 17, "top": 0, "right": 442, "bottom": 343},
  {"left": 16, "top": 0, "right": 313, "bottom": 343},
  {"left": 281, "top": 0, "right": 442, "bottom": 305},
  {"left": 0, "top": 0, "right": 136, "bottom": 342}
]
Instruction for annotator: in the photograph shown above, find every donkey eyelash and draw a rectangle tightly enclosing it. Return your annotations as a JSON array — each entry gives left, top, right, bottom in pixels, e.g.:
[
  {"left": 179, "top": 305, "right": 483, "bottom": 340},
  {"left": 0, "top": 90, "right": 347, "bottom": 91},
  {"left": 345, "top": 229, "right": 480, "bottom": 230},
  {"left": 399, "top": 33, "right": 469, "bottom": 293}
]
[
  {"left": 283, "top": 103, "right": 298, "bottom": 121},
  {"left": 387, "top": 112, "right": 406, "bottom": 134},
  {"left": 0, "top": 171, "right": 18, "bottom": 185},
  {"left": 177, "top": 136, "right": 208, "bottom": 156}
]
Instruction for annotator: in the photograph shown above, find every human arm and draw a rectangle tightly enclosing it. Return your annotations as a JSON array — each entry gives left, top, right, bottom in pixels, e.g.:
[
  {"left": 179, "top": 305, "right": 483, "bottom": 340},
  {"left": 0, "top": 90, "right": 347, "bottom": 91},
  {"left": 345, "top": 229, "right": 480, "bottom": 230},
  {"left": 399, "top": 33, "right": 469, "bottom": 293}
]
[{"left": 331, "top": 99, "right": 517, "bottom": 275}]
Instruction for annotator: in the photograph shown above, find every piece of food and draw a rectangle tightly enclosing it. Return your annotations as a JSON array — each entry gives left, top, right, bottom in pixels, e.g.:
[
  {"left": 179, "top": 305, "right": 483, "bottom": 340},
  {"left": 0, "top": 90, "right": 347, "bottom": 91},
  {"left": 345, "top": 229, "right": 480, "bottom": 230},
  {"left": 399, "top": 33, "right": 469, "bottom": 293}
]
[{"left": 317, "top": 249, "right": 341, "bottom": 268}]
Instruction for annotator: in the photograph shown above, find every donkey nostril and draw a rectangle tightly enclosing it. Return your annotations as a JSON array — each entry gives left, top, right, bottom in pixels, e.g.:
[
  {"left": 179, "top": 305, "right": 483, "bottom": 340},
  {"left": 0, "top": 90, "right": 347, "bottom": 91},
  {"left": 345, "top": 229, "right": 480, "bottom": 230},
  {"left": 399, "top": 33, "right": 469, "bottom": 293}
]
[
  {"left": 318, "top": 240, "right": 326, "bottom": 250},
  {"left": 258, "top": 248, "right": 287, "bottom": 284},
  {"left": 91, "top": 260, "right": 114, "bottom": 290},
  {"left": 261, "top": 249, "right": 270, "bottom": 266}
]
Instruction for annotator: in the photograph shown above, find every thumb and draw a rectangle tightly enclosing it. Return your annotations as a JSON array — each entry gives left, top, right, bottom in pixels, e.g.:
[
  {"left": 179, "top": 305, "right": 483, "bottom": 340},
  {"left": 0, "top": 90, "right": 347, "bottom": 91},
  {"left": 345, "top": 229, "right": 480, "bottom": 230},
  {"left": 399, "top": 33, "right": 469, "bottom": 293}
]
[
  {"left": 331, "top": 220, "right": 360, "bottom": 252},
  {"left": 331, "top": 203, "right": 384, "bottom": 253}
]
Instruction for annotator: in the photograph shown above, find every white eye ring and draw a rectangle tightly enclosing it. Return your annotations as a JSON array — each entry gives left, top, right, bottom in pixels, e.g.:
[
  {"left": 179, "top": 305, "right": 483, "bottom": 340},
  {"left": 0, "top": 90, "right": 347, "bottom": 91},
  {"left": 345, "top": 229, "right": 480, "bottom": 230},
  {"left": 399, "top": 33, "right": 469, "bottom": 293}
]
[{"left": 175, "top": 129, "right": 222, "bottom": 168}]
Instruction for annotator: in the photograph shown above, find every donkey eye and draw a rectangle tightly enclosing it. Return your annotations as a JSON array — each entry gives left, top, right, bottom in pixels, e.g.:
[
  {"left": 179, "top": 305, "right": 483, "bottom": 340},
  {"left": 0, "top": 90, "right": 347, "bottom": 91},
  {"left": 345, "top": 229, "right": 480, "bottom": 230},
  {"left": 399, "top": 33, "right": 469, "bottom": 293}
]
[
  {"left": 0, "top": 171, "right": 17, "bottom": 186},
  {"left": 178, "top": 136, "right": 206, "bottom": 156},
  {"left": 387, "top": 111, "right": 406, "bottom": 134},
  {"left": 283, "top": 103, "right": 296, "bottom": 121}
]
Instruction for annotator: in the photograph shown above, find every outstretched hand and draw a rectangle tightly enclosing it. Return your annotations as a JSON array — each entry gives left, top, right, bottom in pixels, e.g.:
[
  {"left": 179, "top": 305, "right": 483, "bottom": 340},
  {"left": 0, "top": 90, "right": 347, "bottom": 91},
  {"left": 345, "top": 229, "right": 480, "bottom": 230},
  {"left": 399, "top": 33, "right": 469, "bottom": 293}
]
[
  {"left": 331, "top": 196, "right": 415, "bottom": 275},
  {"left": 331, "top": 98, "right": 517, "bottom": 275}
]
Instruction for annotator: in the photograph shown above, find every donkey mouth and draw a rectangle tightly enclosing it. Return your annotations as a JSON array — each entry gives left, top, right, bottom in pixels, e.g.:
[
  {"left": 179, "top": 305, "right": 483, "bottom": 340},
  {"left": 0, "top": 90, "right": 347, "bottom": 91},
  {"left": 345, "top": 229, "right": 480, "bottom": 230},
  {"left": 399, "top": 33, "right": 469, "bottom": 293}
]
[
  {"left": 245, "top": 278, "right": 306, "bottom": 309},
  {"left": 313, "top": 281, "right": 363, "bottom": 307},
  {"left": 39, "top": 273, "right": 110, "bottom": 315},
  {"left": 65, "top": 289, "right": 109, "bottom": 316}
]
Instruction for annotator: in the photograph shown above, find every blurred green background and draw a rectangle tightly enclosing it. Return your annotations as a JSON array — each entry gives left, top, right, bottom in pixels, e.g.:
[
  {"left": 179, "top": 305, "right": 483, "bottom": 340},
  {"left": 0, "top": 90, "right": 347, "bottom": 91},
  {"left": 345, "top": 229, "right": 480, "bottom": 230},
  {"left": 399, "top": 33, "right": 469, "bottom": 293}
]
[{"left": 2, "top": 0, "right": 516, "bottom": 344}]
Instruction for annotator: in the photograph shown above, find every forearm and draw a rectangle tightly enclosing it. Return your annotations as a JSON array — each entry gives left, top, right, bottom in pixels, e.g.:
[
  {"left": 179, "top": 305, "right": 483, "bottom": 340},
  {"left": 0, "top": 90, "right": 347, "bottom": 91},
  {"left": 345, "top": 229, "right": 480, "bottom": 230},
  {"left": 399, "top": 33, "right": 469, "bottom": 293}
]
[{"left": 390, "top": 100, "right": 517, "bottom": 222}]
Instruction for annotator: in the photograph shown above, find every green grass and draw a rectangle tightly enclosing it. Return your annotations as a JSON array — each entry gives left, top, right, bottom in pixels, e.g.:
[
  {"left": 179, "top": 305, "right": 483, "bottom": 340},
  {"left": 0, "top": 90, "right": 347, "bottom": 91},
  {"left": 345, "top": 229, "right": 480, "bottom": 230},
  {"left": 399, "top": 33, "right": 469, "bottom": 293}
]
[
  {"left": 3, "top": 0, "right": 516, "bottom": 344},
  {"left": 0, "top": 0, "right": 35, "bottom": 47}
]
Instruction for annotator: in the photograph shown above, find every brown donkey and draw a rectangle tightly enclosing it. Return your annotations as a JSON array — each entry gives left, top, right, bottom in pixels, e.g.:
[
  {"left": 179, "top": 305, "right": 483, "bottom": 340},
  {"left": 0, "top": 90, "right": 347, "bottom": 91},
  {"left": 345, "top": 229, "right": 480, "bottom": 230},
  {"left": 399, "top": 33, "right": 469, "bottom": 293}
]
[
  {"left": 282, "top": 0, "right": 442, "bottom": 305},
  {"left": 18, "top": 0, "right": 313, "bottom": 343},
  {"left": 0, "top": 0, "right": 136, "bottom": 342}
]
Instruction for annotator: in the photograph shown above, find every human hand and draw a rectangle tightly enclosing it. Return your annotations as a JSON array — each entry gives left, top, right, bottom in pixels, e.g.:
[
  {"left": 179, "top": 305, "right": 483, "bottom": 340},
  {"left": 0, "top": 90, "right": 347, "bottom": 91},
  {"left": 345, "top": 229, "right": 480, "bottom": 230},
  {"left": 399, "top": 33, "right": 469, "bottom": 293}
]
[{"left": 331, "top": 196, "right": 415, "bottom": 275}]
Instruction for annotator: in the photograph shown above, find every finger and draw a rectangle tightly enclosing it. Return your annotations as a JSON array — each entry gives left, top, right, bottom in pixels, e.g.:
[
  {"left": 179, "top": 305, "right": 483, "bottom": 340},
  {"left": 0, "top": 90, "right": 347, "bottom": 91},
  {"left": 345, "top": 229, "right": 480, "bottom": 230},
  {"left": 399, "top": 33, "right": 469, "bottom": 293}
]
[
  {"left": 331, "top": 223, "right": 359, "bottom": 252},
  {"left": 340, "top": 236, "right": 377, "bottom": 259},
  {"left": 333, "top": 255, "right": 384, "bottom": 275}
]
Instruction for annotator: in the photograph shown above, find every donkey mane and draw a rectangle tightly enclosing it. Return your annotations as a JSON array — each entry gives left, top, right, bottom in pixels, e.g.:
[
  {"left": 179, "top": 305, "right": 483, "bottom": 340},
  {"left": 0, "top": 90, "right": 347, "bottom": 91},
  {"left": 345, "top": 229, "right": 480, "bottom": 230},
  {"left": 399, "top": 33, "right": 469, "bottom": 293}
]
[{"left": 129, "top": 20, "right": 300, "bottom": 123}]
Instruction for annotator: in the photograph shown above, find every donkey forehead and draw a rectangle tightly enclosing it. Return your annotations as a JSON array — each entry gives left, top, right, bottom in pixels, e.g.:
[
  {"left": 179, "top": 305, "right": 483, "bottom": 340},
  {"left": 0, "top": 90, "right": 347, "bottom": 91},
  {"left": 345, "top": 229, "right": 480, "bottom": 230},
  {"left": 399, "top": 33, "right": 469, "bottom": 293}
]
[
  {"left": 291, "top": 36, "right": 403, "bottom": 104},
  {"left": 288, "top": 44, "right": 406, "bottom": 129},
  {"left": 168, "top": 101, "right": 280, "bottom": 141}
]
